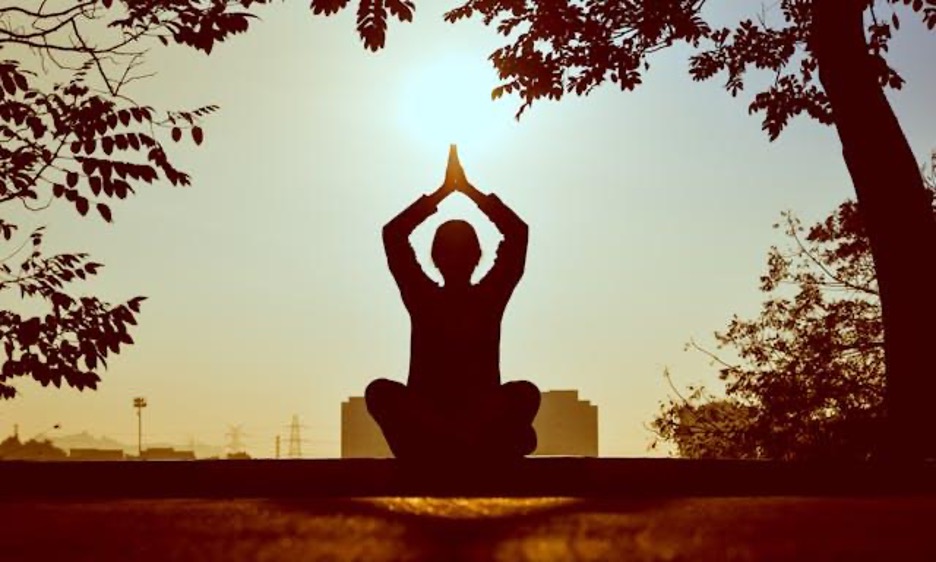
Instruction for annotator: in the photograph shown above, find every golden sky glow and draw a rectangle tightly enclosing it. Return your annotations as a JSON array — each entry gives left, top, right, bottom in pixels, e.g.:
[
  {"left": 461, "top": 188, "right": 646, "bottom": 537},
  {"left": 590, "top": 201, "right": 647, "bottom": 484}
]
[
  {"left": 397, "top": 52, "right": 513, "bottom": 158},
  {"left": 2, "top": 3, "right": 935, "bottom": 457}
]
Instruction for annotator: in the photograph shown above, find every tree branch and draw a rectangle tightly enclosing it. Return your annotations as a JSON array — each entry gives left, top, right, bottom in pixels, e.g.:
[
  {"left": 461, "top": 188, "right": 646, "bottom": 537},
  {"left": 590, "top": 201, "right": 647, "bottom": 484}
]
[
  {"left": 688, "top": 337, "right": 739, "bottom": 370},
  {"left": 0, "top": 2, "right": 95, "bottom": 20},
  {"left": 0, "top": 12, "right": 79, "bottom": 40},
  {"left": 785, "top": 214, "right": 879, "bottom": 296}
]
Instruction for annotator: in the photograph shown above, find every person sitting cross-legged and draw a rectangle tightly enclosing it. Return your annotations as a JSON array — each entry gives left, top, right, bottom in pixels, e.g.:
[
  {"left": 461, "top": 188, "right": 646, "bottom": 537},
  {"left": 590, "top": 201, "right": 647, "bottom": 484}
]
[{"left": 366, "top": 147, "right": 541, "bottom": 461}]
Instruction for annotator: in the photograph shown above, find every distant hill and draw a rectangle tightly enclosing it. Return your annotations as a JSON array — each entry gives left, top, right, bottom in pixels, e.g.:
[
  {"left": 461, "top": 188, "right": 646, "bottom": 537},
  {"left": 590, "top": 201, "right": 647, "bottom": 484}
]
[
  {"left": 53, "top": 432, "right": 130, "bottom": 454},
  {"left": 52, "top": 432, "right": 225, "bottom": 459}
]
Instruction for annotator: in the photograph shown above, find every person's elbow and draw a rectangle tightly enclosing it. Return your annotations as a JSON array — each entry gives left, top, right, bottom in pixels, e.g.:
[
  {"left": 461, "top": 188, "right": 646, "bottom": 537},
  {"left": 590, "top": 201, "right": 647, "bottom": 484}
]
[
  {"left": 512, "top": 220, "right": 529, "bottom": 247},
  {"left": 382, "top": 221, "right": 399, "bottom": 246},
  {"left": 517, "top": 219, "right": 529, "bottom": 237}
]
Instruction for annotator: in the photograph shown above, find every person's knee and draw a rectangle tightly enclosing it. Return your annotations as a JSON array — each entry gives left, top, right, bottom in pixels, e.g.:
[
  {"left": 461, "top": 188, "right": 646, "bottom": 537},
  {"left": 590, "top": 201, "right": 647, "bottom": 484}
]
[
  {"left": 365, "top": 378, "right": 406, "bottom": 420},
  {"left": 519, "top": 424, "right": 537, "bottom": 456},
  {"left": 503, "top": 380, "right": 541, "bottom": 419}
]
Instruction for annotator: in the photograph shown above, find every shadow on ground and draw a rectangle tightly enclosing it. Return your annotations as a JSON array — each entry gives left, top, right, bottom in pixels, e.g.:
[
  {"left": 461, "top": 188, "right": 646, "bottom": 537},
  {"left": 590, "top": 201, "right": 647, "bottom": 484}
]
[{"left": 3, "top": 497, "right": 936, "bottom": 561}]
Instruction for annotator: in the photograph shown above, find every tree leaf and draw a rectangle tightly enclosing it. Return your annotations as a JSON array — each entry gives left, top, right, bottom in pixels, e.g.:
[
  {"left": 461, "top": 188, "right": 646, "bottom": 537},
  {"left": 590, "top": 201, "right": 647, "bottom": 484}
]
[
  {"left": 97, "top": 203, "right": 112, "bottom": 223},
  {"left": 310, "top": 0, "right": 352, "bottom": 16},
  {"left": 356, "top": 0, "right": 388, "bottom": 52},
  {"left": 13, "top": 72, "right": 28, "bottom": 92},
  {"left": 1, "top": 73, "right": 15, "bottom": 95}
]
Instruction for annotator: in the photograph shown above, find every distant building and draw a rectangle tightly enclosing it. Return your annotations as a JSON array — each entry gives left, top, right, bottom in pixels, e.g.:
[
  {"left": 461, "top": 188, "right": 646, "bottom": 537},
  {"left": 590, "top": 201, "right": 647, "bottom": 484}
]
[
  {"left": 533, "top": 390, "right": 598, "bottom": 456},
  {"left": 68, "top": 448, "right": 125, "bottom": 461},
  {"left": 341, "top": 397, "right": 392, "bottom": 458},
  {"left": 340, "top": 389, "right": 598, "bottom": 458},
  {"left": 140, "top": 447, "right": 196, "bottom": 461}
]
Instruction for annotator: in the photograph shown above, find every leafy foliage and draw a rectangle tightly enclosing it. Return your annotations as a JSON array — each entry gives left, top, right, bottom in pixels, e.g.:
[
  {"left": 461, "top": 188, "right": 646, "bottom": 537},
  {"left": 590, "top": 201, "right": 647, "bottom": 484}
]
[
  {"left": 651, "top": 170, "right": 936, "bottom": 460},
  {"left": 312, "top": 0, "right": 934, "bottom": 133},
  {"left": 0, "top": 434, "right": 67, "bottom": 460},
  {"left": 650, "top": 370, "right": 761, "bottom": 459},
  {"left": 0, "top": 227, "right": 147, "bottom": 398},
  {"left": 0, "top": 0, "right": 271, "bottom": 398},
  {"left": 310, "top": 0, "right": 413, "bottom": 51},
  {"left": 446, "top": 0, "right": 712, "bottom": 118}
]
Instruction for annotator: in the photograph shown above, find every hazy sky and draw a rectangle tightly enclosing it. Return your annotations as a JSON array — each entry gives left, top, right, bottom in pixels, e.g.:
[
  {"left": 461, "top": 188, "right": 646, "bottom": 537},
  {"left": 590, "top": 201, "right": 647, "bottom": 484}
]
[{"left": 2, "top": 3, "right": 935, "bottom": 457}]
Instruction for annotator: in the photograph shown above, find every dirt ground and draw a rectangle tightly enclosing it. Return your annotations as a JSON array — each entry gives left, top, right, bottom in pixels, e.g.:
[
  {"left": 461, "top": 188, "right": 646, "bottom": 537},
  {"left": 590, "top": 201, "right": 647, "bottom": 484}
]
[{"left": 2, "top": 497, "right": 935, "bottom": 561}]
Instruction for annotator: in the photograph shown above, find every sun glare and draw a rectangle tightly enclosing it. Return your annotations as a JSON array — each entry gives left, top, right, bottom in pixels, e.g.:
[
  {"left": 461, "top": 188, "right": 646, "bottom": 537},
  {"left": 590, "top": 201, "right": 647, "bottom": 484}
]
[{"left": 397, "top": 53, "right": 514, "bottom": 160}]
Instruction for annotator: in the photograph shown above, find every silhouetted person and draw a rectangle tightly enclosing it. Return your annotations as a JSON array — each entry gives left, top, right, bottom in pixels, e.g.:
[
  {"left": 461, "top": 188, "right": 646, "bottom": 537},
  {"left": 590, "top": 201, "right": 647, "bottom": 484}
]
[{"left": 366, "top": 146, "right": 540, "bottom": 461}]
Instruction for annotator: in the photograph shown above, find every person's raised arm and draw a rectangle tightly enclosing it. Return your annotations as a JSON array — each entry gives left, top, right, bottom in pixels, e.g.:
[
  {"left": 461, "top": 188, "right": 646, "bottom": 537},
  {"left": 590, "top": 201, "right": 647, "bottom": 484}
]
[
  {"left": 445, "top": 145, "right": 528, "bottom": 244},
  {"left": 383, "top": 185, "right": 449, "bottom": 245},
  {"left": 461, "top": 182, "right": 528, "bottom": 242},
  {"left": 460, "top": 181, "right": 528, "bottom": 296},
  {"left": 383, "top": 183, "right": 452, "bottom": 303},
  {"left": 444, "top": 146, "right": 528, "bottom": 295}
]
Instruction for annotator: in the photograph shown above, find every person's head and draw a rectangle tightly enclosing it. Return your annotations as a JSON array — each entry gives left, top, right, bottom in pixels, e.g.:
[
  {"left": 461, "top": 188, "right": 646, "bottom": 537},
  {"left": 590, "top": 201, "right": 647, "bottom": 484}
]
[{"left": 431, "top": 219, "right": 481, "bottom": 285}]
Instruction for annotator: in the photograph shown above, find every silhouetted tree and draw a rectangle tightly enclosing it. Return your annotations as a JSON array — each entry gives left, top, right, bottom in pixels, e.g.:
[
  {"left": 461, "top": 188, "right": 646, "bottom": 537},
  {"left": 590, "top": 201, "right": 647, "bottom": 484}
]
[
  {"left": 0, "top": 1, "right": 269, "bottom": 397},
  {"left": 652, "top": 172, "right": 936, "bottom": 460},
  {"left": 0, "top": 435, "right": 67, "bottom": 460},
  {"left": 650, "top": 369, "right": 760, "bottom": 459},
  {"left": 320, "top": 0, "right": 936, "bottom": 459}
]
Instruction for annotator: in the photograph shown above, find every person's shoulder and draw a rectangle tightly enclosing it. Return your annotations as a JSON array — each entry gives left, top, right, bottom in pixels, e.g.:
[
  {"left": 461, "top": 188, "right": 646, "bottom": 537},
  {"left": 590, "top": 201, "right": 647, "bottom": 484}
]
[{"left": 410, "top": 278, "right": 443, "bottom": 298}]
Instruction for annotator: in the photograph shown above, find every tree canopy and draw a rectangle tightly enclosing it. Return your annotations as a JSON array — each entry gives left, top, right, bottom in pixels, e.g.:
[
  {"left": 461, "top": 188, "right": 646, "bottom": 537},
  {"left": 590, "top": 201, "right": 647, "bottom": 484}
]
[
  {"left": 317, "top": 0, "right": 934, "bottom": 132},
  {"left": 0, "top": 0, "right": 270, "bottom": 398},
  {"left": 651, "top": 164, "right": 935, "bottom": 460}
]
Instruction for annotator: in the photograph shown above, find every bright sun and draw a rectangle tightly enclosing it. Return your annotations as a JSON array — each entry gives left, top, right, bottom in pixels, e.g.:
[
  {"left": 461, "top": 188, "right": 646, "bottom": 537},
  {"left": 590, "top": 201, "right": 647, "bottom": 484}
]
[{"left": 397, "top": 53, "right": 514, "bottom": 160}]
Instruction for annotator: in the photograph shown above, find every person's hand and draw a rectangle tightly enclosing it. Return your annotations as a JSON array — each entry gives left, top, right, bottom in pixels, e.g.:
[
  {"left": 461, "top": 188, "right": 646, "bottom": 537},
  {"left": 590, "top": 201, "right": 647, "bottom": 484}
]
[
  {"left": 429, "top": 180, "right": 454, "bottom": 204},
  {"left": 445, "top": 144, "right": 469, "bottom": 192}
]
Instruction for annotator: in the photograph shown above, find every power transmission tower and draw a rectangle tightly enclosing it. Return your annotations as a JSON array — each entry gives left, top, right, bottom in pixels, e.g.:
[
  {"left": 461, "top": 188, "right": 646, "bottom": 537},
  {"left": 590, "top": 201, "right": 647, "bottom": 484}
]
[
  {"left": 287, "top": 415, "right": 303, "bottom": 458},
  {"left": 225, "top": 425, "right": 246, "bottom": 455}
]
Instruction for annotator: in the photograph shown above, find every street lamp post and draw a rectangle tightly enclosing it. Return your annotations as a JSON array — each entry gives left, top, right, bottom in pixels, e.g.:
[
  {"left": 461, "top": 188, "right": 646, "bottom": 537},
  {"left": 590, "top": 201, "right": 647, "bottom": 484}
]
[{"left": 133, "top": 397, "right": 147, "bottom": 457}]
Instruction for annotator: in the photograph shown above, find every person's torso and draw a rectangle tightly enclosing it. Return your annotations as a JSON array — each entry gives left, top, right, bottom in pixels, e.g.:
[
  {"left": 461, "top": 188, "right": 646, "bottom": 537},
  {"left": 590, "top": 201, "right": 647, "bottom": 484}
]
[{"left": 406, "top": 285, "right": 505, "bottom": 399}]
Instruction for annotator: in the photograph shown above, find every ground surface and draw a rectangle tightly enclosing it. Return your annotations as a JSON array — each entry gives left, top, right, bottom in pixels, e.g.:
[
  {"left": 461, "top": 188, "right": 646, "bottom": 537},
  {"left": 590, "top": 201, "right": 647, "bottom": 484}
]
[{"left": 4, "top": 497, "right": 936, "bottom": 561}]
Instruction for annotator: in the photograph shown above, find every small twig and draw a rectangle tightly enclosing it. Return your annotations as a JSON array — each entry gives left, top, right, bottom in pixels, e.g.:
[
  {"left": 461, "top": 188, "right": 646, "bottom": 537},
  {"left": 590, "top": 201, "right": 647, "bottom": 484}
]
[
  {"left": 662, "top": 367, "right": 691, "bottom": 405},
  {"left": 0, "top": 2, "right": 95, "bottom": 20},
  {"left": 784, "top": 214, "right": 879, "bottom": 297},
  {"left": 687, "top": 337, "right": 738, "bottom": 370}
]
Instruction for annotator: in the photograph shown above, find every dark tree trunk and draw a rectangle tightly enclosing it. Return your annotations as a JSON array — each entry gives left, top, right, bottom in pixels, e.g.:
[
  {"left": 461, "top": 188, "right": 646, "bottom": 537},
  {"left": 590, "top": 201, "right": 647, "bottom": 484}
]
[{"left": 812, "top": 0, "right": 936, "bottom": 460}]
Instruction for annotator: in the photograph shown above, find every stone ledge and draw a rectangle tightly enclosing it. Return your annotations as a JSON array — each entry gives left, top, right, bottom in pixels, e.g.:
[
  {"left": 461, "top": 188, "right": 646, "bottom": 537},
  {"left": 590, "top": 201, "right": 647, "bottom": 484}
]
[{"left": 2, "top": 457, "right": 935, "bottom": 499}]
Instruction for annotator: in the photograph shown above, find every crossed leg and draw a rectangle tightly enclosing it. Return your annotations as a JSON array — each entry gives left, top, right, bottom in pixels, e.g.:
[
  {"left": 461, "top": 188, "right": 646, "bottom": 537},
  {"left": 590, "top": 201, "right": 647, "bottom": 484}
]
[{"left": 365, "top": 378, "right": 541, "bottom": 460}]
